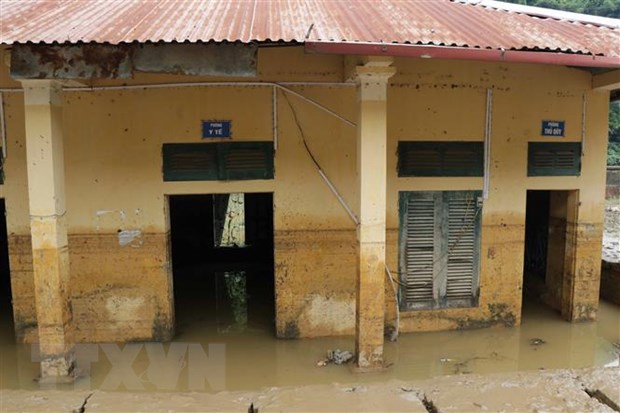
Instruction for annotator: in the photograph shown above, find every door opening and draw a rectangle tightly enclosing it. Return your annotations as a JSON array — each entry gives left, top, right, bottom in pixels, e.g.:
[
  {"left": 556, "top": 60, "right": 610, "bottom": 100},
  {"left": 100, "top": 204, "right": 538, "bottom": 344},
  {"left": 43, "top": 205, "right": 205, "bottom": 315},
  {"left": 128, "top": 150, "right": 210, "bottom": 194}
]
[
  {"left": 523, "top": 190, "right": 577, "bottom": 316},
  {"left": 169, "top": 193, "right": 275, "bottom": 337},
  {"left": 0, "top": 199, "right": 14, "bottom": 342}
]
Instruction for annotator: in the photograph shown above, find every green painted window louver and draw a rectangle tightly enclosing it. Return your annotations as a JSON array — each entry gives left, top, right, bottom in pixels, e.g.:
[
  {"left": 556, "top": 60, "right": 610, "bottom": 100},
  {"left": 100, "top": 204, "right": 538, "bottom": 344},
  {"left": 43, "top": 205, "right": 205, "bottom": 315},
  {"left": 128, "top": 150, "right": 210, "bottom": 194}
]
[
  {"left": 398, "top": 141, "right": 484, "bottom": 177},
  {"left": 163, "top": 142, "right": 274, "bottom": 182},
  {"left": 528, "top": 142, "right": 581, "bottom": 177}
]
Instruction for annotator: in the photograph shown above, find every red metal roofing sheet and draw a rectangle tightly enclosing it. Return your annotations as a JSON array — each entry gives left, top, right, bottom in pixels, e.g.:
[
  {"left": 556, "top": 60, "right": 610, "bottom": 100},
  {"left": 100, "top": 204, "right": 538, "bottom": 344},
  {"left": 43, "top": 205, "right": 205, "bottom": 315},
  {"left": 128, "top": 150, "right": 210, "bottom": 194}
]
[{"left": 1, "top": 0, "right": 618, "bottom": 58}]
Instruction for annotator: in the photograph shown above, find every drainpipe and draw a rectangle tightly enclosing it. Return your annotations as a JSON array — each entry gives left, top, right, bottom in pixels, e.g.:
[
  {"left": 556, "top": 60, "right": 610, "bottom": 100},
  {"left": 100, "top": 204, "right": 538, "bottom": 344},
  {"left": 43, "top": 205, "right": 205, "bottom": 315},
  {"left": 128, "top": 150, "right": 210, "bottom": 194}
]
[
  {"left": 305, "top": 42, "right": 620, "bottom": 69},
  {"left": 581, "top": 92, "right": 587, "bottom": 156},
  {"left": 483, "top": 89, "right": 493, "bottom": 200},
  {"left": 0, "top": 92, "right": 6, "bottom": 159}
]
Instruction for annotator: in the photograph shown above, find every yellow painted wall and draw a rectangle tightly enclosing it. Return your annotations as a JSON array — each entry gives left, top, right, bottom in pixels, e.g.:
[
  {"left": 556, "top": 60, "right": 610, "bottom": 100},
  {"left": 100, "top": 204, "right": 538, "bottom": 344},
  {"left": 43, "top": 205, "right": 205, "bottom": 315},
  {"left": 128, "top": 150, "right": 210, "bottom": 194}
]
[{"left": 0, "top": 45, "right": 610, "bottom": 342}]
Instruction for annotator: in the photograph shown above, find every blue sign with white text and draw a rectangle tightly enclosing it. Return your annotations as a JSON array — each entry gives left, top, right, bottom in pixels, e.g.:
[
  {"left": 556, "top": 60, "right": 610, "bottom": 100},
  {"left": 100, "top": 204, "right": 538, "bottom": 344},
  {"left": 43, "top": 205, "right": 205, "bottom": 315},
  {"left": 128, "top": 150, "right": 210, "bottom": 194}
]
[
  {"left": 541, "top": 120, "right": 565, "bottom": 137},
  {"left": 202, "top": 121, "right": 231, "bottom": 138}
]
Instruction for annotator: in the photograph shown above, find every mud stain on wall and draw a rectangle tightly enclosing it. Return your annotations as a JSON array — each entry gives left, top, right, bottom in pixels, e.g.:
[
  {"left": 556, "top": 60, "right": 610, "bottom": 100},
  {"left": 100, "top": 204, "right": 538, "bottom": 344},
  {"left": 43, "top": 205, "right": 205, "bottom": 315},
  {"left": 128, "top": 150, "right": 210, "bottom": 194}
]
[
  {"left": 7, "top": 235, "right": 37, "bottom": 343},
  {"left": 9, "top": 232, "right": 174, "bottom": 343},
  {"left": 275, "top": 229, "right": 356, "bottom": 338}
]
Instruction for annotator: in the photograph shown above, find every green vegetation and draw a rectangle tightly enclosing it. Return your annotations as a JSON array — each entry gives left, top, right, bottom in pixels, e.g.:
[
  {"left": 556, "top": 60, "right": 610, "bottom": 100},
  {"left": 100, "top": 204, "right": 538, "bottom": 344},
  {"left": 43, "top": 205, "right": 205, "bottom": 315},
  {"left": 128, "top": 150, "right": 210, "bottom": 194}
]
[
  {"left": 505, "top": 0, "right": 620, "bottom": 165},
  {"left": 504, "top": 0, "right": 620, "bottom": 18},
  {"left": 610, "top": 142, "right": 620, "bottom": 166},
  {"left": 610, "top": 102, "right": 620, "bottom": 166}
]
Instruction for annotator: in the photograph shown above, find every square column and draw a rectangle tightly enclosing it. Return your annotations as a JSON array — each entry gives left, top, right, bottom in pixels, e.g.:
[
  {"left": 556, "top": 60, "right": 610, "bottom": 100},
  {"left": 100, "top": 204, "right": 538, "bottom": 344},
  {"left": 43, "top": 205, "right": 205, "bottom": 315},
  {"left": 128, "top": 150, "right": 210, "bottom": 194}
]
[
  {"left": 354, "top": 63, "right": 395, "bottom": 369},
  {"left": 562, "top": 191, "right": 603, "bottom": 322},
  {"left": 22, "top": 80, "right": 75, "bottom": 380}
]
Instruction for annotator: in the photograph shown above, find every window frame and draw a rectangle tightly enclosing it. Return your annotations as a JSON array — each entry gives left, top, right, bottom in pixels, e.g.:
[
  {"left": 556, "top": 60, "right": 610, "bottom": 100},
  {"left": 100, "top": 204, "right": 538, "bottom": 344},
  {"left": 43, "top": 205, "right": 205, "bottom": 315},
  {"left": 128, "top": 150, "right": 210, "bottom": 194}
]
[
  {"left": 162, "top": 141, "right": 274, "bottom": 182},
  {"left": 527, "top": 142, "right": 581, "bottom": 177},
  {"left": 397, "top": 141, "right": 484, "bottom": 177}
]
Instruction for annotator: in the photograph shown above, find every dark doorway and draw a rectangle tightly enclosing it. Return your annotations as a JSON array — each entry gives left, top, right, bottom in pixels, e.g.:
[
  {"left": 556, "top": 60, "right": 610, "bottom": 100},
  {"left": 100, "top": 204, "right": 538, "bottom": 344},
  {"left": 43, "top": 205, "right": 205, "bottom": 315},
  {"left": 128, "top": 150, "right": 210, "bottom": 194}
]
[
  {"left": 523, "top": 190, "right": 576, "bottom": 315},
  {"left": 0, "top": 199, "right": 14, "bottom": 342},
  {"left": 169, "top": 193, "right": 275, "bottom": 337},
  {"left": 524, "top": 190, "right": 551, "bottom": 284}
]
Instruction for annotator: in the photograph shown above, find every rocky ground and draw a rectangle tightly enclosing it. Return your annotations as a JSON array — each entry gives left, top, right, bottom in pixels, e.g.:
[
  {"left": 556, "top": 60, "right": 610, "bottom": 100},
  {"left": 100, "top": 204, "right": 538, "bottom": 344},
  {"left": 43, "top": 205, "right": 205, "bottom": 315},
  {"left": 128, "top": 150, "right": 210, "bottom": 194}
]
[
  {"left": 603, "top": 199, "right": 620, "bottom": 264},
  {"left": 1, "top": 366, "right": 619, "bottom": 412},
  {"left": 602, "top": 198, "right": 620, "bottom": 306}
]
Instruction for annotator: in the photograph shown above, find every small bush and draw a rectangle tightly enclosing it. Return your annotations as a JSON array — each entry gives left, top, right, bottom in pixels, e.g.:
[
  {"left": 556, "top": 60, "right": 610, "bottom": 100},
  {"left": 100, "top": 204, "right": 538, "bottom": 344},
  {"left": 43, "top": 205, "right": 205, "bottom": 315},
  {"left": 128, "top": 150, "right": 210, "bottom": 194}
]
[{"left": 609, "top": 142, "right": 620, "bottom": 166}]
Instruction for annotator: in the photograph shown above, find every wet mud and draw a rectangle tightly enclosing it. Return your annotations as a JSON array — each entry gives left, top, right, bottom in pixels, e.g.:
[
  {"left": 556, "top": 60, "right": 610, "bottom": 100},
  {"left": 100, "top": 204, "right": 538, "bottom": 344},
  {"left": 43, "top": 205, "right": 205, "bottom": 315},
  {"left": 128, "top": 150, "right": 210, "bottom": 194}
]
[
  {"left": 603, "top": 199, "right": 620, "bottom": 264},
  {"left": 1, "top": 367, "right": 619, "bottom": 412}
]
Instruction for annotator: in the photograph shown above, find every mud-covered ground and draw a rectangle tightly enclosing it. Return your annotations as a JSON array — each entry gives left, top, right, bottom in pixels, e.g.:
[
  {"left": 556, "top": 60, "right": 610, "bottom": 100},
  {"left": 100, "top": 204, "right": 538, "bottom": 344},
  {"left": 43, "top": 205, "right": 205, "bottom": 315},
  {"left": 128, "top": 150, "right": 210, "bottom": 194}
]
[
  {"left": 1, "top": 366, "right": 619, "bottom": 412},
  {"left": 603, "top": 199, "right": 620, "bottom": 263}
]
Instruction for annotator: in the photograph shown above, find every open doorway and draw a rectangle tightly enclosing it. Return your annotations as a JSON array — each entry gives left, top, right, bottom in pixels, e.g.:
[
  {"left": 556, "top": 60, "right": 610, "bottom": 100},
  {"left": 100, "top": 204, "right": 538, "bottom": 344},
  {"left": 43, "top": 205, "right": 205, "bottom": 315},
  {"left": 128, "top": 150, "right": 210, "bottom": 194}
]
[
  {"left": 169, "top": 193, "right": 275, "bottom": 337},
  {"left": 0, "top": 199, "right": 14, "bottom": 341},
  {"left": 523, "top": 190, "right": 578, "bottom": 316}
]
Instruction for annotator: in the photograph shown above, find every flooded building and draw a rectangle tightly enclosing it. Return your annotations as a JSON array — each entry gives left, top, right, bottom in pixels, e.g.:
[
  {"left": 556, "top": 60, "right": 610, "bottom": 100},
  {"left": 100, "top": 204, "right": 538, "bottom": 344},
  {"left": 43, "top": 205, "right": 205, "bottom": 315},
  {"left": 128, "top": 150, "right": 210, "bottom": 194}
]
[{"left": 0, "top": 0, "right": 618, "bottom": 380}]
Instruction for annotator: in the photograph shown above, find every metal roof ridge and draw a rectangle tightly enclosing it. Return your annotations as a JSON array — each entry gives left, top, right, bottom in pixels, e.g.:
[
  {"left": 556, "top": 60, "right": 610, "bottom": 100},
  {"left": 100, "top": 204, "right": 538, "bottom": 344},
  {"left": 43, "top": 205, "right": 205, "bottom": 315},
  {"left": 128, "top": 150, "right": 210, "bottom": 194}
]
[{"left": 456, "top": 0, "right": 620, "bottom": 29}]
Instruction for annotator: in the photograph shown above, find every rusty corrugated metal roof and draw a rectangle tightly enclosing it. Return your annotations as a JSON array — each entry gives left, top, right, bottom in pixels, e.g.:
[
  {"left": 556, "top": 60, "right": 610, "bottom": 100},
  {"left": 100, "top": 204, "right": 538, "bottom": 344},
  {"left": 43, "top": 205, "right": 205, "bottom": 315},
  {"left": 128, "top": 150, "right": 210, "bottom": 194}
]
[{"left": 0, "top": 0, "right": 618, "bottom": 58}]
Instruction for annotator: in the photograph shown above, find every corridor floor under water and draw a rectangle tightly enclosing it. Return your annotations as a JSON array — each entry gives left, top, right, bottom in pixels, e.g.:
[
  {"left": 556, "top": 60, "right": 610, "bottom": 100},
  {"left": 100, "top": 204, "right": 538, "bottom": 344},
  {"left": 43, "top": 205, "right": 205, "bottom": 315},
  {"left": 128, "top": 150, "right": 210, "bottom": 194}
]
[{"left": 0, "top": 299, "right": 618, "bottom": 393}]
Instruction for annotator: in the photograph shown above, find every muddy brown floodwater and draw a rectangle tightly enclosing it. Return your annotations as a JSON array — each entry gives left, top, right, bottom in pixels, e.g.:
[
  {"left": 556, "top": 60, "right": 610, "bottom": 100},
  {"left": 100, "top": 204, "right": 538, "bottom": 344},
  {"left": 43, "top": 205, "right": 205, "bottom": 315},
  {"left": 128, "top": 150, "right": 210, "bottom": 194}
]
[{"left": 0, "top": 296, "right": 619, "bottom": 394}]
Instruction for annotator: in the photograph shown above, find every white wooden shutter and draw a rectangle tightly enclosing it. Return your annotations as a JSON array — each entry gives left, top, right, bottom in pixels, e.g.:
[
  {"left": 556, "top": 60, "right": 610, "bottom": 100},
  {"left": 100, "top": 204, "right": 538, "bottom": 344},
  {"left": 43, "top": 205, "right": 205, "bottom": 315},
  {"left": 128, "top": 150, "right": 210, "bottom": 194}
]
[
  {"left": 400, "top": 191, "right": 481, "bottom": 309},
  {"left": 401, "top": 192, "right": 436, "bottom": 308},
  {"left": 445, "top": 192, "right": 481, "bottom": 304}
]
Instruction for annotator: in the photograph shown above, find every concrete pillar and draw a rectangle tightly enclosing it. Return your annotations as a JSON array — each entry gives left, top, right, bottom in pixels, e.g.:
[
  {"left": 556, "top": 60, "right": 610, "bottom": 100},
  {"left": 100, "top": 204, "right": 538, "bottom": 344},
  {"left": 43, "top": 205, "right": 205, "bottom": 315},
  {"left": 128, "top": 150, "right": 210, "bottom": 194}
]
[
  {"left": 354, "top": 62, "right": 395, "bottom": 370},
  {"left": 560, "top": 190, "right": 582, "bottom": 321},
  {"left": 562, "top": 190, "right": 603, "bottom": 322},
  {"left": 22, "top": 80, "right": 75, "bottom": 381}
]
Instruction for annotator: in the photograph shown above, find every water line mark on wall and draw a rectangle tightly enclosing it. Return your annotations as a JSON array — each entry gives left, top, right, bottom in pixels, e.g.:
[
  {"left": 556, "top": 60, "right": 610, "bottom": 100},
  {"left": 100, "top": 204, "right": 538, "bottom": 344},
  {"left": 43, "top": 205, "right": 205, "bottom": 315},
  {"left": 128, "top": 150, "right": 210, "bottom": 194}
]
[
  {"left": 95, "top": 209, "right": 143, "bottom": 235},
  {"left": 118, "top": 229, "right": 142, "bottom": 247}
]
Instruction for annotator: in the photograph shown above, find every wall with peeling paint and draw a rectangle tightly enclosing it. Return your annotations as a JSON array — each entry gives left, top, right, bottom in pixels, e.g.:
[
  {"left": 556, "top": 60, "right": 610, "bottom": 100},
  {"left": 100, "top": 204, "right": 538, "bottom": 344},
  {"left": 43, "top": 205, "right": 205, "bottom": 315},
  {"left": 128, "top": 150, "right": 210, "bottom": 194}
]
[{"left": 0, "top": 45, "right": 610, "bottom": 343}]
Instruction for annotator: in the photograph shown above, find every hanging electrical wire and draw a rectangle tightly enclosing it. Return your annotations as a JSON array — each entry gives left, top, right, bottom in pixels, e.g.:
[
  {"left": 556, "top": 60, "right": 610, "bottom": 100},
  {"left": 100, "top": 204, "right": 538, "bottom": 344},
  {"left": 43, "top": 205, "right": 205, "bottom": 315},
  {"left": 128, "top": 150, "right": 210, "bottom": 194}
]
[
  {"left": 283, "top": 91, "right": 403, "bottom": 340},
  {"left": 282, "top": 91, "right": 360, "bottom": 226}
]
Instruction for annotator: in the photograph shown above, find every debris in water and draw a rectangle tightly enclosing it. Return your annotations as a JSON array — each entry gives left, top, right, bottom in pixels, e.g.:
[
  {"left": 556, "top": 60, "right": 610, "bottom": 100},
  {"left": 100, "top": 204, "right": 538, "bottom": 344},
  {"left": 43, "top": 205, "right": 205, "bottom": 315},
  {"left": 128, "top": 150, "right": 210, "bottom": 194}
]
[
  {"left": 530, "top": 338, "right": 546, "bottom": 346},
  {"left": 328, "top": 349, "right": 354, "bottom": 365},
  {"left": 385, "top": 325, "right": 398, "bottom": 342},
  {"left": 440, "top": 358, "right": 454, "bottom": 363},
  {"left": 317, "top": 349, "right": 355, "bottom": 366},
  {"left": 247, "top": 402, "right": 258, "bottom": 413},
  {"left": 400, "top": 386, "right": 414, "bottom": 392}
]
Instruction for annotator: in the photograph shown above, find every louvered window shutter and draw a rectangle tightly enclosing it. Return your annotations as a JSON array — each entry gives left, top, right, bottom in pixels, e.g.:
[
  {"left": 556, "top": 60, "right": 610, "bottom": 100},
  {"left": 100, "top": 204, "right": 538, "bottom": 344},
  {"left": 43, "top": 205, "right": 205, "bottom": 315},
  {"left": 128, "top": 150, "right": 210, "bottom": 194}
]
[
  {"left": 400, "top": 191, "right": 436, "bottom": 308},
  {"left": 398, "top": 142, "right": 484, "bottom": 177},
  {"left": 163, "top": 143, "right": 218, "bottom": 181},
  {"left": 445, "top": 192, "right": 481, "bottom": 306},
  {"left": 163, "top": 142, "right": 274, "bottom": 182},
  {"left": 527, "top": 142, "right": 581, "bottom": 176},
  {"left": 218, "top": 142, "right": 274, "bottom": 180},
  {"left": 400, "top": 191, "right": 481, "bottom": 310}
]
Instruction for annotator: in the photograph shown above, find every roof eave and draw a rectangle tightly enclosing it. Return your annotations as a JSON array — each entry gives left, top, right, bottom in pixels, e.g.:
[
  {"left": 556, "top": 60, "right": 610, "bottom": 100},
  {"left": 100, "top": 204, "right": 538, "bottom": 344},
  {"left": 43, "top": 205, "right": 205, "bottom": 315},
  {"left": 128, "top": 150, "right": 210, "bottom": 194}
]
[{"left": 305, "top": 41, "right": 620, "bottom": 69}]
